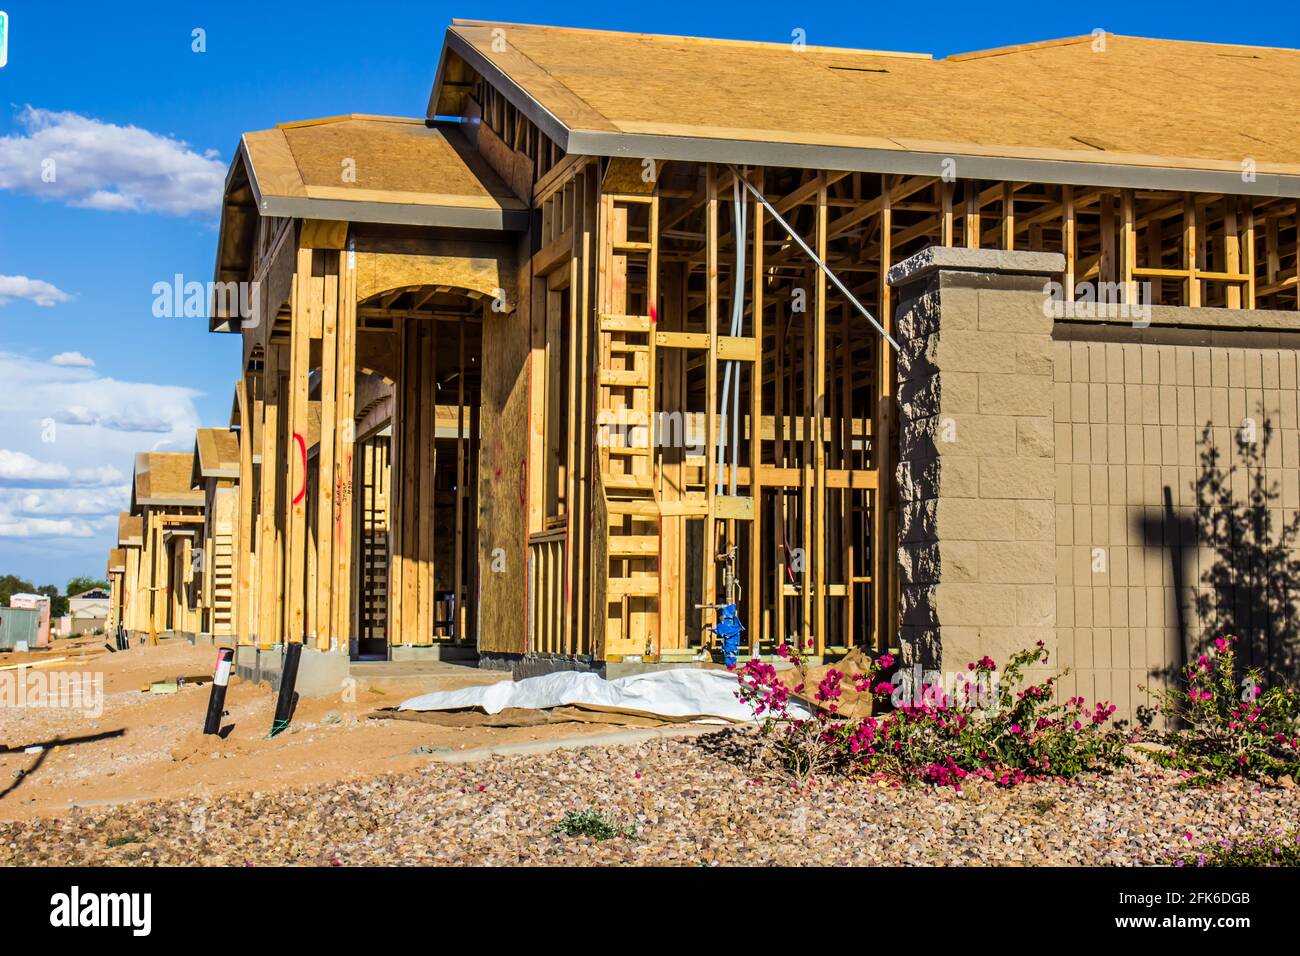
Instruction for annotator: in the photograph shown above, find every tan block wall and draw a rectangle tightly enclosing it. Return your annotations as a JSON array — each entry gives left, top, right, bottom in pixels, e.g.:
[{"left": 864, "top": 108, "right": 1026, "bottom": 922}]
[
  {"left": 1052, "top": 324, "right": 1300, "bottom": 718},
  {"left": 894, "top": 247, "right": 1300, "bottom": 724},
  {"left": 895, "top": 252, "right": 1062, "bottom": 678}
]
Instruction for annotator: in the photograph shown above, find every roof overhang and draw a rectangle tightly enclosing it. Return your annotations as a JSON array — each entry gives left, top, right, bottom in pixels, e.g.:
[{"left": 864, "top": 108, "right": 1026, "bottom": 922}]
[
  {"left": 237, "top": 117, "right": 531, "bottom": 230},
  {"left": 192, "top": 427, "right": 241, "bottom": 484},
  {"left": 211, "top": 115, "right": 530, "bottom": 333},
  {"left": 430, "top": 22, "right": 1300, "bottom": 199}
]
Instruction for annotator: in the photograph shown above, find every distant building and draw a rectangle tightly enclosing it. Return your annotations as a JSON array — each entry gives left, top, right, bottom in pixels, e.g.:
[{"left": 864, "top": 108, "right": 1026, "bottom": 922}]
[
  {"left": 8, "top": 593, "right": 50, "bottom": 646},
  {"left": 69, "top": 587, "right": 111, "bottom": 634}
]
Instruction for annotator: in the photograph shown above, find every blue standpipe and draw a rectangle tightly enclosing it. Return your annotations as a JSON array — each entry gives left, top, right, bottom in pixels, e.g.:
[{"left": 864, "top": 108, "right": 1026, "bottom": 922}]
[{"left": 711, "top": 604, "right": 744, "bottom": 667}]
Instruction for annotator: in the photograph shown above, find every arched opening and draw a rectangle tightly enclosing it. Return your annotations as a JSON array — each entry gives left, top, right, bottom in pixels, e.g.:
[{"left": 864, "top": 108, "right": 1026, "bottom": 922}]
[{"left": 347, "top": 285, "right": 485, "bottom": 659}]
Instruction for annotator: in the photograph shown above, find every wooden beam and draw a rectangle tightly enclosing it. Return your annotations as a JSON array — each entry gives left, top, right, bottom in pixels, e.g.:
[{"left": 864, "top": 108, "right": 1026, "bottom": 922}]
[
  {"left": 236, "top": 376, "right": 255, "bottom": 646},
  {"left": 314, "top": 257, "right": 338, "bottom": 649},
  {"left": 874, "top": 173, "right": 895, "bottom": 653},
  {"left": 1185, "top": 194, "right": 1201, "bottom": 307},
  {"left": 749, "top": 168, "right": 764, "bottom": 653},
  {"left": 257, "top": 346, "right": 282, "bottom": 648},
  {"left": 333, "top": 239, "right": 358, "bottom": 651},
  {"left": 704, "top": 164, "right": 719, "bottom": 620},
  {"left": 284, "top": 246, "right": 313, "bottom": 644},
  {"left": 813, "top": 174, "right": 828, "bottom": 656}
]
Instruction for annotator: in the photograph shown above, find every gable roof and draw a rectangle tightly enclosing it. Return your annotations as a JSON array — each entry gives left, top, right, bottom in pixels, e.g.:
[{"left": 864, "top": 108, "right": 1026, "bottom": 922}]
[
  {"left": 430, "top": 21, "right": 1300, "bottom": 196},
  {"left": 131, "top": 452, "right": 204, "bottom": 509},
  {"left": 117, "top": 512, "right": 143, "bottom": 547},
  {"left": 192, "top": 427, "right": 240, "bottom": 482},
  {"left": 234, "top": 114, "right": 529, "bottom": 229}
]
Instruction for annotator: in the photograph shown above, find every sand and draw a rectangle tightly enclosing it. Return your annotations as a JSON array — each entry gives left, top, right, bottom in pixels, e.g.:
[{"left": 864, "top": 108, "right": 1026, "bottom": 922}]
[{"left": 0, "top": 637, "right": 616, "bottom": 821}]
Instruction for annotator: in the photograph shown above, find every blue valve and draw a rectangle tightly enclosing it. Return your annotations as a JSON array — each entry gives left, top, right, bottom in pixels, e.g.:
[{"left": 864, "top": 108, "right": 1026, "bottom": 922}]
[{"left": 711, "top": 603, "right": 745, "bottom": 667}]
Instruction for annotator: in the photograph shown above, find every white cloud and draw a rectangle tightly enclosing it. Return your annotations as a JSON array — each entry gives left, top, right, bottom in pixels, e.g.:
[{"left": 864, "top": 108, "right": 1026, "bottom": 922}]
[
  {"left": 50, "top": 350, "right": 94, "bottom": 367},
  {"left": 0, "top": 106, "right": 225, "bottom": 218},
  {"left": 0, "top": 352, "right": 200, "bottom": 555},
  {"left": 0, "top": 516, "right": 99, "bottom": 538},
  {"left": 0, "top": 274, "right": 72, "bottom": 307},
  {"left": 72, "top": 465, "right": 125, "bottom": 486},
  {"left": 0, "top": 449, "right": 70, "bottom": 482},
  {"left": 0, "top": 486, "right": 129, "bottom": 517}
]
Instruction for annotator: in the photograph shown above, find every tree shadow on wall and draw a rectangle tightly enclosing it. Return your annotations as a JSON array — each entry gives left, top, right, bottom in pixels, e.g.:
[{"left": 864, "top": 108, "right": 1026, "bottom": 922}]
[{"left": 1189, "top": 420, "right": 1300, "bottom": 687}]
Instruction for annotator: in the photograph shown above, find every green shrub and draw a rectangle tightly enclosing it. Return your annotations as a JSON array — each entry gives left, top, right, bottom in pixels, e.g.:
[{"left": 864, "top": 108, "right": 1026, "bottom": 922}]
[
  {"left": 1139, "top": 635, "right": 1300, "bottom": 782},
  {"left": 1167, "top": 830, "right": 1300, "bottom": 867},
  {"left": 552, "top": 809, "right": 637, "bottom": 841},
  {"left": 736, "top": 643, "right": 1128, "bottom": 787}
]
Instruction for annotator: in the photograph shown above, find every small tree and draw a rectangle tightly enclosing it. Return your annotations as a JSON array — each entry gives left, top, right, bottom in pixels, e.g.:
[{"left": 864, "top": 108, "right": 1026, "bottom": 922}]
[
  {"left": 66, "top": 576, "right": 109, "bottom": 597},
  {"left": 0, "top": 574, "right": 37, "bottom": 608},
  {"left": 37, "top": 584, "right": 69, "bottom": 619},
  {"left": 1194, "top": 421, "right": 1300, "bottom": 685}
]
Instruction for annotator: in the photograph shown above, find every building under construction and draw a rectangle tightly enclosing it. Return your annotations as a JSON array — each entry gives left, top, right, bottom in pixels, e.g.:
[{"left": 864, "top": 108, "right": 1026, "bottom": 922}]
[{"left": 109, "top": 20, "right": 1300, "bottom": 714}]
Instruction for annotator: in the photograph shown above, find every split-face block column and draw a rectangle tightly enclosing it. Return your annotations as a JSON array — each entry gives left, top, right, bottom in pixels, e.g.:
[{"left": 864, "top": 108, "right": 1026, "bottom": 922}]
[{"left": 888, "top": 247, "right": 1065, "bottom": 674}]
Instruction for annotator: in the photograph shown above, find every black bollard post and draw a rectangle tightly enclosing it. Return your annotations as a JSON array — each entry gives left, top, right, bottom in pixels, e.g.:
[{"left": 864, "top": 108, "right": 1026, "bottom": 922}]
[
  {"left": 270, "top": 641, "right": 302, "bottom": 737},
  {"left": 203, "top": 647, "right": 234, "bottom": 735}
]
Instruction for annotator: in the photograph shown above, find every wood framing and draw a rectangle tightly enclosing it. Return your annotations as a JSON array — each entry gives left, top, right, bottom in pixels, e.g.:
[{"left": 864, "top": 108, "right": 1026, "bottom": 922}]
[{"left": 137, "top": 19, "right": 1300, "bottom": 675}]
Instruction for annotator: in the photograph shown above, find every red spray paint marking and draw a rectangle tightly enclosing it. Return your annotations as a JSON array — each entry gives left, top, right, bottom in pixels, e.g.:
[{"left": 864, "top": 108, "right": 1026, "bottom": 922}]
[
  {"left": 649, "top": 304, "right": 658, "bottom": 324},
  {"left": 292, "top": 433, "right": 307, "bottom": 505},
  {"left": 335, "top": 451, "right": 352, "bottom": 544}
]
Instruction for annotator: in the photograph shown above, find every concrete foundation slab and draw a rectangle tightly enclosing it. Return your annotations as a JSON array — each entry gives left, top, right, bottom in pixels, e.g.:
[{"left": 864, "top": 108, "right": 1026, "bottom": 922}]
[{"left": 232, "top": 645, "right": 351, "bottom": 698}]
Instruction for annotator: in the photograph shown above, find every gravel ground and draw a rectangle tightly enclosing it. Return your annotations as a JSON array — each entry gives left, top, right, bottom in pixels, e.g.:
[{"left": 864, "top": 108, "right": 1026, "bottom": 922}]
[{"left": 1, "top": 730, "right": 1295, "bottom": 866}]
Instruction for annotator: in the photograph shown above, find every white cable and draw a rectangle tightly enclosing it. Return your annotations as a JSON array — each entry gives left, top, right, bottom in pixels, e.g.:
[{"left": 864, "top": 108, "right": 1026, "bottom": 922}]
[
  {"left": 728, "top": 165, "right": 900, "bottom": 352},
  {"left": 717, "top": 178, "right": 746, "bottom": 497}
]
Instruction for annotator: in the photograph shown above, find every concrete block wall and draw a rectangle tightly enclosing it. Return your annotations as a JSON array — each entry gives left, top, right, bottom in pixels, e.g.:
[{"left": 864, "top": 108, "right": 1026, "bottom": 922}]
[
  {"left": 890, "top": 247, "right": 1063, "bottom": 679},
  {"left": 890, "top": 245, "right": 1300, "bottom": 721},
  {"left": 1053, "top": 318, "right": 1300, "bottom": 717}
]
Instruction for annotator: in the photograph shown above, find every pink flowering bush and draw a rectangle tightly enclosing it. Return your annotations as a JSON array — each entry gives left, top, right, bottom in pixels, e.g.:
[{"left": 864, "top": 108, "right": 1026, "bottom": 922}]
[
  {"left": 735, "top": 642, "right": 1126, "bottom": 787},
  {"left": 1139, "top": 635, "right": 1300, "bottom": 782}
]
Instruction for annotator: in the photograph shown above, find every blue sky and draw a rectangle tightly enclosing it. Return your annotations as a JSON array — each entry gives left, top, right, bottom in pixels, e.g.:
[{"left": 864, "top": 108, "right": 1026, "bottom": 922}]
[{"left": 1, "top": 0, "right": 1298, "bottom": 590}]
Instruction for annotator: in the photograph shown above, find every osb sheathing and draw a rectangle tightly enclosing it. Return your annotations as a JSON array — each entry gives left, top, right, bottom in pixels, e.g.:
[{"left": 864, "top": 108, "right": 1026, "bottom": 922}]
[
  {"left": 449, "top": 22, "right": 1300, "bottom": 173},
  {"left": 133, "top": 452, "right": 204, "bottom": 505},
  {"left": 194, "top": 426, "right": 240, "bottom": 476},
  {"left": 474, "top": 233, "right": 532, "bottom": 655},
  {"left": 116, "top": 512, "right": 142, "bottom": 547},
  {"left": 246, "top": 116, "right": 527, "bottom": 209},
  {"left": 352, "top": 234, "right": 517, "bottom": 311}
]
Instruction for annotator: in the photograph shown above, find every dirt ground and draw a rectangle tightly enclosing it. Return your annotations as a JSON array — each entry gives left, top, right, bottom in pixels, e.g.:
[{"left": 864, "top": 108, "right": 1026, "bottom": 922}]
[{"left": 0, "top": 636, "right": 617, "bottom": 821}]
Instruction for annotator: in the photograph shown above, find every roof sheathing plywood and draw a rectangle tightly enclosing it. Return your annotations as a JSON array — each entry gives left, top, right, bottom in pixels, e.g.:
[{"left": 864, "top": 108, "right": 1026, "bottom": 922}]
[
  {"left": 239, "top": 115, "right": 529, "bottom": 229},
  {"left": 117, "top": 513, "right": 143, "bottom": 547},
  {"left": 438, "top": 21, "right": 1300, "bottom": 196},
  {"left": 133, "top": 452, "right": 204, "bottom": 508},
  {"left": 194, "top": 427, "right": 240, "bottom": 480}
]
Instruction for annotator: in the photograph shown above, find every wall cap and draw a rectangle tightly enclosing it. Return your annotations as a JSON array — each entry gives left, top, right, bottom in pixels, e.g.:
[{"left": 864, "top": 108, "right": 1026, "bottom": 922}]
[{"left": 887, "top": 246, "right": 1066, "bottom": 288}]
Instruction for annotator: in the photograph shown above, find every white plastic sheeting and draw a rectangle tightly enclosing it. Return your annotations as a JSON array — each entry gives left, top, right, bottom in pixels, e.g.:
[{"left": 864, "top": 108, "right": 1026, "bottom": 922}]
[{"left": 398, "top": 667, "right": 812, "bottom": 724}]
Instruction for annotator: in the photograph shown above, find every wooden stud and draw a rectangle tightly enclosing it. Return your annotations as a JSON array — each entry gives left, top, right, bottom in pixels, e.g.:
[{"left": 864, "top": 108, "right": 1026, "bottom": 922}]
[
  {"left": 284, "top": 246, "right": 313, "bottom": 644},
  {"left": 257, "top": 346, "right": 282, "bottom": 648},
  {"left": 874, "top": 173, "right": 896, "bottom": 653},
  {"left": 1002, "top": 182, "right": 1015, "bottom": 250},
  {"left": 965, "top": 181, "right": 980, "bottom": 249},
  {"left": 1185, "top": 195, "right": 1201, "bottom": 307},
  {"left": 704, "top": 165, "right": 719, "bottom": 621},
  {"left": 748, "top": 168, "right": 764, "bottom": 653},
  {"left": 334, "top": 239, "right": 358, "bottom": 651},
  {"left": 314, "top": 259, "right": 338, "bottom": 649},
  {"left": 940, "top": 181, "right": 954, "bottom": 247},
  {"left": 1225, "top": 200, "right": 1242, "bottom": 309},
  {"left": 418, "top": 321, "right": 434, "bottom": 645},
  {"left": 236, "top": 375, "right": 255, "bottom": 646}
]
